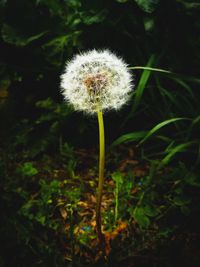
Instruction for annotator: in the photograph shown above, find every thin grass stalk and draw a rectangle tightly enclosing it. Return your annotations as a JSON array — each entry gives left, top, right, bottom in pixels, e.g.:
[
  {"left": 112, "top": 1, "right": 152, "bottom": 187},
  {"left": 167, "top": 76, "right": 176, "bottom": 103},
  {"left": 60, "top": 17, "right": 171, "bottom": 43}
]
[{"left": 114, "top": 182, "right": 119, "bottom": 224}]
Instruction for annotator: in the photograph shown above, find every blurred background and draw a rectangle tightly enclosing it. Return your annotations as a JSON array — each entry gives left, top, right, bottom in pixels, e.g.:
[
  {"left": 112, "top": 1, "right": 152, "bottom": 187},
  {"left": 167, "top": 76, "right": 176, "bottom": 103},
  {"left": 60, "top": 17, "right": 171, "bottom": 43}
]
[{"left": 0, "top": 0, "right": 200, "bottom": 266}]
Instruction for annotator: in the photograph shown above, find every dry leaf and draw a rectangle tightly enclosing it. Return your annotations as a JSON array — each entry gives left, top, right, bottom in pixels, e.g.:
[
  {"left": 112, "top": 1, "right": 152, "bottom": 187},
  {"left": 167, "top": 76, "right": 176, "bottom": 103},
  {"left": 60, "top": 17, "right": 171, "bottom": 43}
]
[
  {"left": 104, "top": 221, "right": 128, "bottom": 255},
  {"left": 59, "top": 207, "right": 68, "bottom": 220}
]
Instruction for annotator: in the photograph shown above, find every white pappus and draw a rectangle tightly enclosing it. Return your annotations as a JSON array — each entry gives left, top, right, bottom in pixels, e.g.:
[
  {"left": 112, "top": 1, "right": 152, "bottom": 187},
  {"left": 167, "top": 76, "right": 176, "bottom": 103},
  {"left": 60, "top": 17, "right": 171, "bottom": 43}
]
[{"left": 61, "top": 49, "right": 134, "bottom": 114}]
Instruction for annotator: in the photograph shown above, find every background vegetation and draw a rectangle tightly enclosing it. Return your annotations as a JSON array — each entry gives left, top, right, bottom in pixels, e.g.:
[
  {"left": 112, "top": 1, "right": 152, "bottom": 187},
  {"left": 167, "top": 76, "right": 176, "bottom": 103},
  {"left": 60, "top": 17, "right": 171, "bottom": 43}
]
[{"left": 0, "top": 0, "right": 200, "bottom": 266}]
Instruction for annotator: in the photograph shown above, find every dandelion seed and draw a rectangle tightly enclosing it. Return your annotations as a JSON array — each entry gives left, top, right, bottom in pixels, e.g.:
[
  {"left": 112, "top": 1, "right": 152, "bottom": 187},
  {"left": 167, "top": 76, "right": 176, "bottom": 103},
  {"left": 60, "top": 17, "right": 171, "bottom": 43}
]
[{"left": 61, "top": 49, "right": 133, "bottom": 114}]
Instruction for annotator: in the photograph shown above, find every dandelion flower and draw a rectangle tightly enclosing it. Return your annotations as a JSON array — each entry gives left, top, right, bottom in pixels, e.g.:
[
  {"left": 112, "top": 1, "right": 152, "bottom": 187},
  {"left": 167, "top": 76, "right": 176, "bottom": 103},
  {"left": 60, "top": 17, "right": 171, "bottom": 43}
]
[
  {"left": 61, "top": 49, "right": 133, "bottom": 114},
  {"left": 60, "top": 49, "right": 134, "bottom": 247}
]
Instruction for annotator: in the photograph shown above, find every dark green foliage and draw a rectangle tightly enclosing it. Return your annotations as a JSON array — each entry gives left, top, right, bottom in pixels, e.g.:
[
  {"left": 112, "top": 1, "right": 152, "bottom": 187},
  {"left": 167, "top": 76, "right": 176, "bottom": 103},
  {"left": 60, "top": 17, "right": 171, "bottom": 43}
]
[
  {"left": 1, "top": 0, "right": 200, "bottom": 266},
  {"left": 16, "top": 162, "right": 38, "bottom": 176},
  {"left": 115, "top": 162, "right": 200, "bottom": 230},
  {"left": 0, "top": 155, "right": 81, "bottom": 266}
]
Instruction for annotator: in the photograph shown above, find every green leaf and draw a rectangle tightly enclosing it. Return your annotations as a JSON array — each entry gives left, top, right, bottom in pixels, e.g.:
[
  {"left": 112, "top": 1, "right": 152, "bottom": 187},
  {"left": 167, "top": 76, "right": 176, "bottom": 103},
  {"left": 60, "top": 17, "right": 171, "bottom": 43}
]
[
  {"left": 42, "top": 32, "right": 81, "bottom": 66},
  {"left": 130, "top": 54, "right": 157, "bottom": 115},
  {"left": 81, "top": 10, "right": 107, "bottom": 25},
  {"left": 159, "top": 141, "right": 195, "bottom": 168},
  {"left": 36, "top": 214, "right": 46, "bottom": 225},
  {"left": 50, "top": 180, "right": 61, "bottom": 188},
  {"left": 133, "top": 207, "right": 150, "bottom": 228},
  {"left": 42, "top": 35, "right": 68, "bottom": 50},
  {"left": 143, "top": 205, "right": 159, "bottom": 217},
  {"left": 191, "top": 115, "right": 200, "bottom": 127},
  {"left": 173, "top": 196, "right": 191, "bottom": 206},
  {"left": 134, "top": 0, "right": 159, "bottom": 13},
  {"left": 112, "top": 172, "right": 123, "bottom": 184},
  {"left": 1, "top": 24, "right": 47, "bottom": 46},
  {"left": 111, "top": 131, "right": 147, "bottom": 147},
  {"left": 177, "top": 1, "right": 200, "bottom": 10},
  {"left": 130, "top": 66, "right": 200, "bottom": 84},
  {"left": 139, "top": 117, "right": 190, "bottom": 145},
  {"left": 129, "top": 66, "right": 172, "bottom": 74},
  {"left": 144, "top": 17, "right": 155, "bottom": 32},
  {"left": 36, "top": 97, "right": 55, "bottom": 110},
  {"left": 17, "top": 162, "right": 38, "bottom": 177}
]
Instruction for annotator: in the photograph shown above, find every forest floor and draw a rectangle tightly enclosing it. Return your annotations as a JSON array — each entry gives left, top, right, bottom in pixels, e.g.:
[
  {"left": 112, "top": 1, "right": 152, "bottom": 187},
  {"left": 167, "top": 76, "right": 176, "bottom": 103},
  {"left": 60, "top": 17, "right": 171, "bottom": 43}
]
[{"left": 2, "top": 144, "right": 200, "bottom": 267}]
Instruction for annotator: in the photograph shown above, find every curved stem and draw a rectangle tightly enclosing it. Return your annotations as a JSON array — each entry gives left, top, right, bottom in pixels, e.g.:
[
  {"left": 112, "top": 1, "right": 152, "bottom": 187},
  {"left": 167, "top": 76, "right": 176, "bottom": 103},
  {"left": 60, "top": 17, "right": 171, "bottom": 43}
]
[{"left": 96, "top": 110, "right": 105, "bottom": 244}]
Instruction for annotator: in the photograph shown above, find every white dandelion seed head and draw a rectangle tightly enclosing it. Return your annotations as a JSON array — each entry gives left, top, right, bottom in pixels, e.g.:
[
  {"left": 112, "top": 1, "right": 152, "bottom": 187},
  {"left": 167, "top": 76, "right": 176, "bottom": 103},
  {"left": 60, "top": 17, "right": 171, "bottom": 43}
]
[{"left": 60, "top": 49, "right": 134, "bottom": 114}]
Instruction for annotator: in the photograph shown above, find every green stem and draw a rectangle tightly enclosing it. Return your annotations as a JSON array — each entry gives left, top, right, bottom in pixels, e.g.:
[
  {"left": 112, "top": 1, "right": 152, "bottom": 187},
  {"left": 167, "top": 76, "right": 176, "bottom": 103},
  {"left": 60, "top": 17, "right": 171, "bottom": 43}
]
[
  {"left": 96, "top": 110, "right": 105, "bottom": 244},
  {"left": 114, "top": 182, "right": 119, "bottom": 224}
]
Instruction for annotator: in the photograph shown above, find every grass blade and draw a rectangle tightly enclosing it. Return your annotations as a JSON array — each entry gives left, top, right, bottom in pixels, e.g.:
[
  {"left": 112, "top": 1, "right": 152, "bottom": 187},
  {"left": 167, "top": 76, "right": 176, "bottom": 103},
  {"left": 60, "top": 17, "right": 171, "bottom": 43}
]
[
  {"left": 139, "top": 117, "right": 190, "bottom": 145},
  {"left": 158, "top": 141, "right": 195, "bottom": 168},
  {"left": 128, "top": 54, "right": 156, "bottom": 116},
  {"left": 130, "top": 66, "right": 200, "bottom": 85},
  {"left": 129, "top": 66, "right": 171, "bottom": 74},
  {"left": 111, "top": 131, "right": 147, "bottom": 147}
]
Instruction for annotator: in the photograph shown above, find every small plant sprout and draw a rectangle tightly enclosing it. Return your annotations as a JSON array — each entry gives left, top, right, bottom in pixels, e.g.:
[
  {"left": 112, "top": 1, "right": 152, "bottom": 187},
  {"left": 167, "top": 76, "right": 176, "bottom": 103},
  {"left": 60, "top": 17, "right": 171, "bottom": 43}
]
[{"left": 61, "top": 49, "right": 133, "bottom": 247}]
